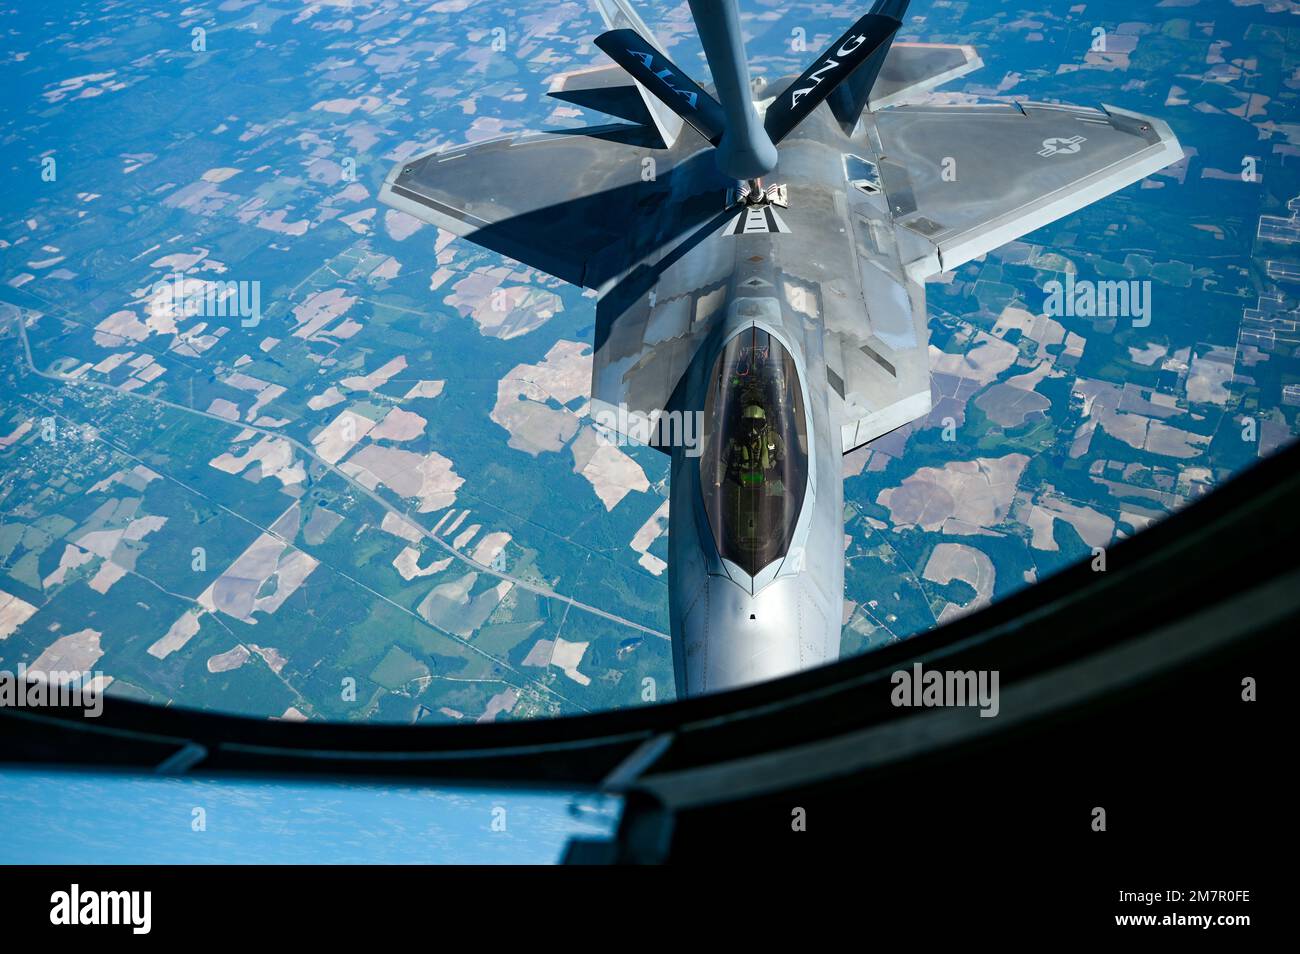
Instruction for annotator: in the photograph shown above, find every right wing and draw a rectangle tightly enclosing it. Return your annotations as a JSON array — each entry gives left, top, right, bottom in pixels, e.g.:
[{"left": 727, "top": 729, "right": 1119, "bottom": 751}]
[
  {"left": 380, "top": 1, "right": 697, "bottom": 289},
  {"left": 380, "top": 129, "right": 658, "bottom": 288}
]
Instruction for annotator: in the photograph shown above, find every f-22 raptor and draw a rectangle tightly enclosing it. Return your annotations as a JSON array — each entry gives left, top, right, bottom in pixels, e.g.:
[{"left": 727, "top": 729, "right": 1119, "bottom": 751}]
[{"left": 380, "top": 0, "right": 1183, "bottom": 697}]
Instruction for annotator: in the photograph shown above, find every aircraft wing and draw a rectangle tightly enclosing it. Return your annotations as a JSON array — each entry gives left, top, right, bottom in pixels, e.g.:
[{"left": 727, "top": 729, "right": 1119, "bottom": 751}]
[
  {"left": 815, "top": 200, "right": 934, "bottom": 453},
  {"left": 871, "top": 102, "right": 1183, "bottom": 277},
  {"left": 824, "top": 282, "right": 934, "bottom": 454},
  {"left": 379, "top": 129, "right": 660, "bottom": 289},
  {"left": 589, "top": 200, "right": 737, "bottom": 451}
]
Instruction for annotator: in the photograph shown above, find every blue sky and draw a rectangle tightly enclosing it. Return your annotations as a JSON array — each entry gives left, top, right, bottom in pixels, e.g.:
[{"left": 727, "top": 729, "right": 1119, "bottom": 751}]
[{"left": 0, "top": 769, "right": 621, "bottom": 864}]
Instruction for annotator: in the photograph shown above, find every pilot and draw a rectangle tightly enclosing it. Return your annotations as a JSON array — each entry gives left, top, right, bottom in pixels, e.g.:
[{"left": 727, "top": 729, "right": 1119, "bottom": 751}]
[{"left": 722, "top": 403, "right": 782, "bottom": 487}]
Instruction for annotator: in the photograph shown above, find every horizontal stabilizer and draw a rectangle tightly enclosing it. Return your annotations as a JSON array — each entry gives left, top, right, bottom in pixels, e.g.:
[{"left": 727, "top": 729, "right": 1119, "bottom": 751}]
[
  {"left": 764, "top": 11, "right": 902, "bottom": 144},
  {"left": 595, "top": 28, "right": 726, "bottom": 144},
  {"left": 868, "top": 42, "right": 982, "bottom": 110},
  {"left": 548, "top": 65, "right": 656, "bottom": 127}
]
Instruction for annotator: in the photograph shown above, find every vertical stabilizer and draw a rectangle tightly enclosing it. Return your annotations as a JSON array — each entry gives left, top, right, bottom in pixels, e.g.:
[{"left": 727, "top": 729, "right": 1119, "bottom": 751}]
[
  {"left": 766, "top": 0, "right": 908, "bottom": 143},
  {"left": 592, "top": 0, "right": 685, "bottom": 147},
  {"left": 828, "top": 0, "right": 912, "bottom": 132}
]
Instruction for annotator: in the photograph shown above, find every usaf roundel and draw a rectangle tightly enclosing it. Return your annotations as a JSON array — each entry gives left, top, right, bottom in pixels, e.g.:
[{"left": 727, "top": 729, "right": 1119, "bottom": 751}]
[{"left": 1038, "top": 135, "right": 1087, "bottom": 158}]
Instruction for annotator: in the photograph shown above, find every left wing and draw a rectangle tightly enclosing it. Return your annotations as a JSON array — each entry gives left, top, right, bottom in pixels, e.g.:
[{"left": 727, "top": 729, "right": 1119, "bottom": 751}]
[{"left": 871, "top": 102, "right": 1183, "bottom": 277}]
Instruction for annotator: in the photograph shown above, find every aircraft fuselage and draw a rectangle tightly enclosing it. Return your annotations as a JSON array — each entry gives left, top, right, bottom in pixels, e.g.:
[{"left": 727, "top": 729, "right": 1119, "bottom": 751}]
[{"left": 595, "top": 100, "right": 910, "bottom": 696}]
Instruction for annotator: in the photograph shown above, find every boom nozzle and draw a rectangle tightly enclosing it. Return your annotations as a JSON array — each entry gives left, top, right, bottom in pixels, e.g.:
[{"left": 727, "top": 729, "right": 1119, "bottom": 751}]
[
  {"left": 686, "top": 0, "right": 778, "bottom": 180},
  {"left": 598, "top": 1, "right": 905, "bottom": 180}
]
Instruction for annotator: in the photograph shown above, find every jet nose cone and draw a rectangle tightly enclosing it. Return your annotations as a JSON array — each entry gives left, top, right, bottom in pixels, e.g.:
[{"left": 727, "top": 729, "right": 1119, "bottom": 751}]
[{"left": 681, "top": 574, "right": 833, "bottom": 696}]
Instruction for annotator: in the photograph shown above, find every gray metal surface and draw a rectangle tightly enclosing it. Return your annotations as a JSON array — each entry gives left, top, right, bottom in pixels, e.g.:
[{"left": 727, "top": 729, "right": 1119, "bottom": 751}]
[
  {"left": 868, "top": 42, "right": 982, "bottom": 110},
  {"left": 378, "top": 2, "right": 1183, "bottom": 698}
]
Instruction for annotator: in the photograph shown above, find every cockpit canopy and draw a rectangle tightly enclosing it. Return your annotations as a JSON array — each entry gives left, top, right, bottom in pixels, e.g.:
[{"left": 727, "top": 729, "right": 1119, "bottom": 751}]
[{"left": 699, "top": 327, "right": 810, "bottom": 578}]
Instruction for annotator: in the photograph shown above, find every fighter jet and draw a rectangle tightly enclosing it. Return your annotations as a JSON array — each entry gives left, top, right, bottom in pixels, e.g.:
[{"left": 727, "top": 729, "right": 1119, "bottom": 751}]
[{"left": 379, "top": 0, "right": 1183, "bottom": 697}]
